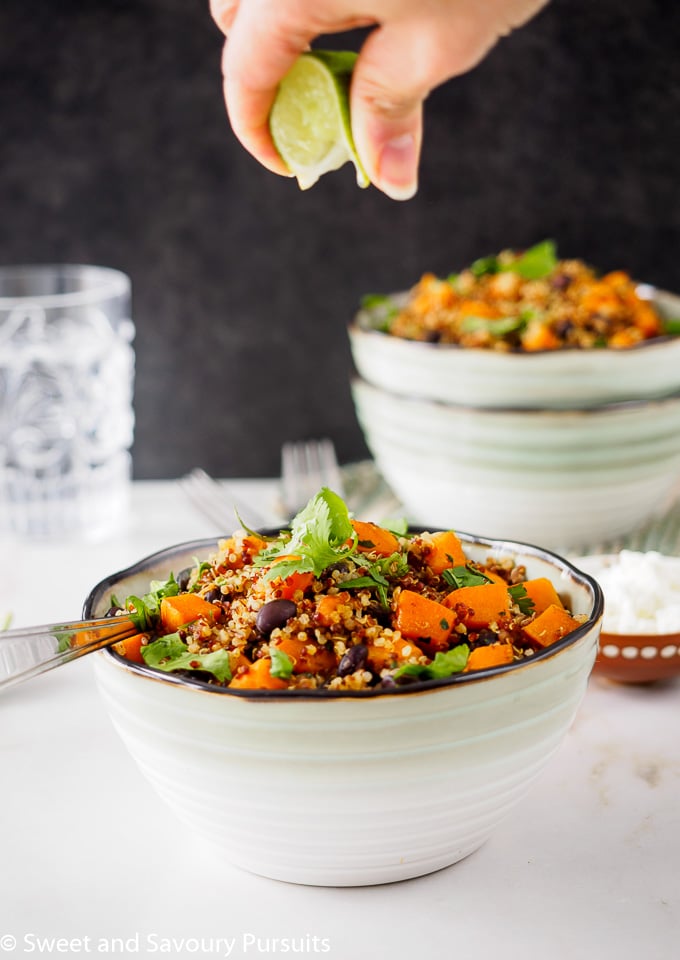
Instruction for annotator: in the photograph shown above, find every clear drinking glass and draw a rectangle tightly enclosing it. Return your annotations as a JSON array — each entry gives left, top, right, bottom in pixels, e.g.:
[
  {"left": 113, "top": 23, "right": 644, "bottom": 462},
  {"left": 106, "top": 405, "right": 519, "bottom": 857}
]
[{"left": 0, "top": 265, "right": 135, "bottom": 540}]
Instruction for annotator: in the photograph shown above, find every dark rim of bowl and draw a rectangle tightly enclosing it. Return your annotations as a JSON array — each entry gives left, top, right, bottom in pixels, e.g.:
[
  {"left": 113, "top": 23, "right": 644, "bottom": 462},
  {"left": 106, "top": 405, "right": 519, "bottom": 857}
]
[{"left": 84, "top": 529, "right": 604, "bottom": 700}]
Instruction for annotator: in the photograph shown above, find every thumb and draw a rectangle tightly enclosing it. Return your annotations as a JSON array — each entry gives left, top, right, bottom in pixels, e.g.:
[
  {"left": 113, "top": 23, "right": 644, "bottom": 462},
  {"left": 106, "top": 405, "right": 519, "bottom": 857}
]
[
  {"left": 350, "top": 23, "right": 429, "bottom": 201},
  {"left": 350, "top": 15, "right": 498, "bottom": 200}
]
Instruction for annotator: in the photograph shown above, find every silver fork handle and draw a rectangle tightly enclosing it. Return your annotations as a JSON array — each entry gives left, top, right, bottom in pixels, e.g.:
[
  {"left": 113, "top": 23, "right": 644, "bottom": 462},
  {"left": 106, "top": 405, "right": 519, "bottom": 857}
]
[{"left": 0, "top": 616, "right": 137, "bottom": 691}]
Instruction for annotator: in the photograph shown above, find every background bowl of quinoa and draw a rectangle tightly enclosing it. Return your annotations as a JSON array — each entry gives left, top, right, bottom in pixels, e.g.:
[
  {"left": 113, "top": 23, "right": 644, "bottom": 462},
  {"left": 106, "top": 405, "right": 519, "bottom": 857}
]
[
  {"left": 349, "top": 286, "right": 680, "bottom": 410},
  {"left": 85, "top": 531, "right": 603, "bottom": 886}
]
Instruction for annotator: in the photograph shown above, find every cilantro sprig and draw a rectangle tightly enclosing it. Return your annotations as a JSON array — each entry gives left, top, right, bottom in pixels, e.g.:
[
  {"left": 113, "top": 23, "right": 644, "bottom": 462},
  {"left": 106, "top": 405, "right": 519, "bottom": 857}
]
[
  {"left": 508, "top": 584, "right": 535, "bottom": 616},
  {"left": 343, "top": 551, "right": 410, "bottom": 608},
  {"left": 254, "top": 488, "right": 357, "bottom": 580}
]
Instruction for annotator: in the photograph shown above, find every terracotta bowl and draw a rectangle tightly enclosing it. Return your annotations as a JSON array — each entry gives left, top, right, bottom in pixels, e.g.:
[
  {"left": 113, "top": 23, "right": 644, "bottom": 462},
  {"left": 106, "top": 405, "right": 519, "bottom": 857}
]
[{"left": 594, "top": 630, "right": 680, "bottom": 683}]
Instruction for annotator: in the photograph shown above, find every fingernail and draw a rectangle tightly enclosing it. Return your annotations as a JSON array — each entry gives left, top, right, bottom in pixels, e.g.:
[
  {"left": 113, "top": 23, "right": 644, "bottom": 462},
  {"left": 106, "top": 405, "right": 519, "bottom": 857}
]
[{"left": 377, "top": 133, "right": 418, "bottom": 201}]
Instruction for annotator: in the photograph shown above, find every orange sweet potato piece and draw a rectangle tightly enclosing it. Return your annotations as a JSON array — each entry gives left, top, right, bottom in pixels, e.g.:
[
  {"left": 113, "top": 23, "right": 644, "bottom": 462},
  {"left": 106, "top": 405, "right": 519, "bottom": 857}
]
[
  {"left": 114, "top": 632, "right": 148, "bottom": 664},
  {"left": 314, "top": 592, "right": 351, "bottom": 627},
  {"left": 394, "top": 590, "right": 455, "bottom": 650},
  {"left": 425, "top": 530, "right": 467, "bottom": 574},
  {"left": 522, "top": 603, "right": 581, "bottom": 649},
  {"left": 229, "top": 657, "right": 289, "bottom": 690},
  {"left": 366, "top": 636, "right": 425, "bottom": 672},
  {"left": 351, "top": 520, "right": 400, "bottom": 557},
  {"left": 270, "top": 556, "right": 314, "bottom": 600},
  {"left": 464, "top": 642, "right": 514, "bottom": 672},
  {"left": 271, "top": 636, "right": 336, "bottom": 675},
  {"left": 160, "top": 594, "right": 218, "bottom": 632},
  {"left": 520, "top": 577, "right": 564, "bottom": 616},
  {"left": 443, "top": 582, "right": 512, "bottom": 630}
]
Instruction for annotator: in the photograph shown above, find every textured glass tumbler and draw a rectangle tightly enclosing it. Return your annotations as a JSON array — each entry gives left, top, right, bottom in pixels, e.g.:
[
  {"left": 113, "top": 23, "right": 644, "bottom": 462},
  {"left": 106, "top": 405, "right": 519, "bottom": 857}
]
[{"left": 0, "top": 265, "right": 135, "bottom": 540}]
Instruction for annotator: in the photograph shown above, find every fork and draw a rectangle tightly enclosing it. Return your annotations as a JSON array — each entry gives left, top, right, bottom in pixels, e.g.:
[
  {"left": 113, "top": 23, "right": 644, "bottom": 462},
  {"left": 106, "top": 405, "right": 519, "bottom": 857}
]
[
  {"left": 280, "top": 438, "right": 345, "bottom": 517},
  {"left": 179, "top": 468, "right": 273, "bottom": 531}
]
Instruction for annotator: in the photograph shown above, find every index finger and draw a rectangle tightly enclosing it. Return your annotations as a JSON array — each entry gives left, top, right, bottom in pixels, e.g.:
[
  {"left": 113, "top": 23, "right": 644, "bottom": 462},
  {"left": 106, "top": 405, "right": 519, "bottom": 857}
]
[
  {"left": 222, "top": 2, "right": 316, "bottom": 175},
  {"left": 221, "top": 0, "right": 372, "bottom": 177}
]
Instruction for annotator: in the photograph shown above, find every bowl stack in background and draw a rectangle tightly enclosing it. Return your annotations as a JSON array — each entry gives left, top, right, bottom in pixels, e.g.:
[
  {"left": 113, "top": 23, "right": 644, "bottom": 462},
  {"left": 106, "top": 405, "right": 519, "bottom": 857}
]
[{"left": 349, "top": 287, "right": 680, "bottom": 553}]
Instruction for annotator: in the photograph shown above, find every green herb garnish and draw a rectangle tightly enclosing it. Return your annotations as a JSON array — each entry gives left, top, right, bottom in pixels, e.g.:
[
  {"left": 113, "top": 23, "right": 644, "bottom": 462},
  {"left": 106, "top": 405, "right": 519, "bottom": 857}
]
[
  {"left": 1, "top": 613, "right": 12, "bottom": 631},
  {"left": 442, "top": 564, "right": 494, "bottom": 589},
  {"left": 124, "top": 574, "right": 180, "bottom": 632},
  {"left": 141, "top": 632, "right": 232, "bottom": 681},
  {"left": 508, "top": 239, "right": 557, "bottom": 280},
  {"left": 460, "top": 315, "right": 527, "bottom": 337},
  {"left": 342, "top": 551, "right": 410, "bottom": 608},
  {"left": 470, "top": 255, "right": 500, "bottom": 277},
  {"left": 508, "top": 584, "right": 535, "bottom": 616},
  {"left": 269, "top": 646, "right": 294, "bottom": 679},
  {"left": 393, "top": 644, "right": 470, "bottom": 681},
  {"left": 255, "top": 487, "right": 356, "bottom": 581},
  {"left": 662, "top": 317, "right": 680, "bottom": 336}
]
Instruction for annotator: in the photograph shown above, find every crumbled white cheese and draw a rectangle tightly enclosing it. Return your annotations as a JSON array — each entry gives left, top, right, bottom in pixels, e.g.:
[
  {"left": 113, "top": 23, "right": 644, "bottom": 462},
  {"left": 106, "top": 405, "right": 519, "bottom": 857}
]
[{"left": 580, "top": 550, "right": 680, "bottom": 635}]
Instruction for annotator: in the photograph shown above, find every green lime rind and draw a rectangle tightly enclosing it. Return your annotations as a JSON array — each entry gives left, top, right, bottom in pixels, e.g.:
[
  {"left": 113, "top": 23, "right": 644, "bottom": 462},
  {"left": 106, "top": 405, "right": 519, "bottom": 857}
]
[{"left": 270, "top": 50, "right": 370, "bottom": 191}]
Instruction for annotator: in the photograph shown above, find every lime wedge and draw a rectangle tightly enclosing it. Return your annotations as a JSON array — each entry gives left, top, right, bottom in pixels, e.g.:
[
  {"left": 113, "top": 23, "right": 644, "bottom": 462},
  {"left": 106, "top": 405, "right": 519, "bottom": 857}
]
[{"left": 269, "top": 50, "right": 370, "bottom": 191}]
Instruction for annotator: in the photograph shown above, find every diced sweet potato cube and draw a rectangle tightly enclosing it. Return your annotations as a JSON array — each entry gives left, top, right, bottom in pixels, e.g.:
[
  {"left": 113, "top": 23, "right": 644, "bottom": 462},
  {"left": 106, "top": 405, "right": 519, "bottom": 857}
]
[
  {"left": 522, "top": 604, "right": 581, "bottom": 649},
  {"left": 229, "top": 657, "right": 289, "bottom": 690},
  {"left": 351, "top": 520, "right": 400, "bottom": 557},
  {"left": 443, "top": 582, "right": 512, "bottom": 630},
  {"left": 394, "top": 590, "right": 455, "bottom": 650},
  {"left": 520, "top": 578, "right": 564, "bottom": 615},
  {"left": 464, "top": 642, "right": 514, "bottom": 672},
  {"left": 424, "top": 530, "right": 467, "bottom": 574}
]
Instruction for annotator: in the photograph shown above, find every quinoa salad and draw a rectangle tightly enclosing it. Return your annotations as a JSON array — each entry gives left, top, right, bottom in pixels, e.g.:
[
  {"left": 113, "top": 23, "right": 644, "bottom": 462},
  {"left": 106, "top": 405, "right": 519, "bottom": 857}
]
[
  {"left": 109, "top": 489, "right": 585, "bottom": 692},
  {"left": 363, "top": 240, "right": 677, "bottom": 352}
]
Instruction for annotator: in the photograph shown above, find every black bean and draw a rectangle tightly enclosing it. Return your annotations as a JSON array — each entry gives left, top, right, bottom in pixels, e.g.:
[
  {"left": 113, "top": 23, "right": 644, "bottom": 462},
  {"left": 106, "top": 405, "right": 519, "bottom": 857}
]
[
  {"left": 256, "top": 599, "right": 297, "bottom": 635},
  {"left": 551, "top": 273, "right": 572, "bottom": 291},
  {"left": 104, "top": 605, "right": 122, "bottom": 618},
  {"left": 203, "top": 586, "right": 223, "bottom": 603},
  {"left": 177, "top": 567, "right": 192, "bottom": 591},
  {"left": 337, "top": 643, "right": 368, "bottom": 677},
  {"left": 476, "top": 628, "right": 497, "bottom": 646},
  {"left": 378, "top": 674, "right": 398, "bottom": 690}
]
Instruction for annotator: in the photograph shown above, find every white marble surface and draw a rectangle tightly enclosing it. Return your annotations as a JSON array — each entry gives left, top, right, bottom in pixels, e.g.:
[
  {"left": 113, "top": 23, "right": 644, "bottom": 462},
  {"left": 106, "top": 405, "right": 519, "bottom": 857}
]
[{"left": 0, "top": 481, "right": 678, "bottom": 960}]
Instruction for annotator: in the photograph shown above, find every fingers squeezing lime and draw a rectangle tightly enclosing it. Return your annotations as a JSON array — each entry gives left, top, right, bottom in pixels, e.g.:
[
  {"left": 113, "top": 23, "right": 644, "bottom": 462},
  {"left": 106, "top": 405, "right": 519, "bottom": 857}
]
[{"left": 269, "top": 50, "right": 370, "bottom": 191}]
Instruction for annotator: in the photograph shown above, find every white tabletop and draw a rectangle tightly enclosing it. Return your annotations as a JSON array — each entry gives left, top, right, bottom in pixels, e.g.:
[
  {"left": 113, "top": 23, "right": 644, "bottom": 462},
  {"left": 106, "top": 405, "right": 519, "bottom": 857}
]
[{"left": 1, "top": 481, "right": 678, "bottom": 960}]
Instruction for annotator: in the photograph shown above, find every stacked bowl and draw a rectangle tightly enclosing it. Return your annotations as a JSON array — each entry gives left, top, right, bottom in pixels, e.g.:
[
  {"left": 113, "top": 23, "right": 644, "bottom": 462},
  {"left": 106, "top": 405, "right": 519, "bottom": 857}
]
[{"left": 349, "top": 285, "right": 680, "bottom": 552}]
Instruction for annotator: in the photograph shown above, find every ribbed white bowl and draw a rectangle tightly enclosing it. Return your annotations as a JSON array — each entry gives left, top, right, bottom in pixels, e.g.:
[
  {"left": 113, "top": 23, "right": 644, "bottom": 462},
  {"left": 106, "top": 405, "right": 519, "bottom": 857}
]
[
  {"left": 349, "top": 287, "right": 680, "bottom": 409},
  {"left": 86, "top": 536, "right": 602, "bottom": 886},
  {"left": 352, "top": 378, "right": 680, "bottom": 551}
]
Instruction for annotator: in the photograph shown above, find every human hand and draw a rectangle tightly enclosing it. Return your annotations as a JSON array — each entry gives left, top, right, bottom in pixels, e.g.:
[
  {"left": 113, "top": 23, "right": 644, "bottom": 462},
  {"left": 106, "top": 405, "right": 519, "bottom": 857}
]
[{"left": 210, "top": 0, "right": 549, "bottom": 200}]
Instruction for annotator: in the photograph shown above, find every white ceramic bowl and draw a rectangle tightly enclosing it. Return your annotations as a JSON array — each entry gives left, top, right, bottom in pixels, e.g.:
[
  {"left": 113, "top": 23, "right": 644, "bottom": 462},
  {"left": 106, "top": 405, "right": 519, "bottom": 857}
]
[
  {"left": 352, "top": 378, "right": 680, "bottom": 552},
  {"left": 85, "top": 535, "right": 603, "bottom": 887},
  {"left": 349, "top": 287, "right": 680, "bottom": 409}
]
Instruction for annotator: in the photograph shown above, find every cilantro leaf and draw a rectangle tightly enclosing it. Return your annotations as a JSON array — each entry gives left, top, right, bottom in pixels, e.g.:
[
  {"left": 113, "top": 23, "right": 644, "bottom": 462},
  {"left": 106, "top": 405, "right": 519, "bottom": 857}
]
[
  {"left": 394, "top": 645, "right": 470, "bottom": 682},
  {"left": 441, "top": 564, "right": 494, "bottom": 589},
  {"left": 141, "top": 632, "right": 232, "bottom": 682},
  {"left": 508, "top": 584, "right": 535, "bottom": 615},
  {"left": 460, "top": 315, "right": 527, "bottom": 337},
  {"left": 382, "top": 517, "right": 408, "bottom": 536},
  {"left": 361, "top": 293, "right": 392, "bottom": 310},
  {"left": 269, "top": 646, "right": 294, "bottom": 679},
  {"left": 507, "top": 240, "right": 557, "bottom": 280},
  {"left": 470, "top": 255, "right": 500, "bottom": 277}
]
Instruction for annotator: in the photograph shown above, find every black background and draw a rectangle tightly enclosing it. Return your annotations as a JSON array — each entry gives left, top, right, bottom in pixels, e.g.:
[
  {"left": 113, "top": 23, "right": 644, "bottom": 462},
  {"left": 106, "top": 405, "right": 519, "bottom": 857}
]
[{"left": 1, "top": 0, "right": 679, "bottom": 478}]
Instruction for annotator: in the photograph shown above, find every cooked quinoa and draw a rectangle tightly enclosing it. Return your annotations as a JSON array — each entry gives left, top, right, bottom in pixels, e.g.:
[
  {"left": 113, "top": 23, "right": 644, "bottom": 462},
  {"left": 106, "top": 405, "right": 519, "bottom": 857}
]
[
  {"left": 111, "top": 490, "right": 586, "bottom": 692},
  {"left": 366, "top": 240, "right": 672, "bottom": 352}
]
